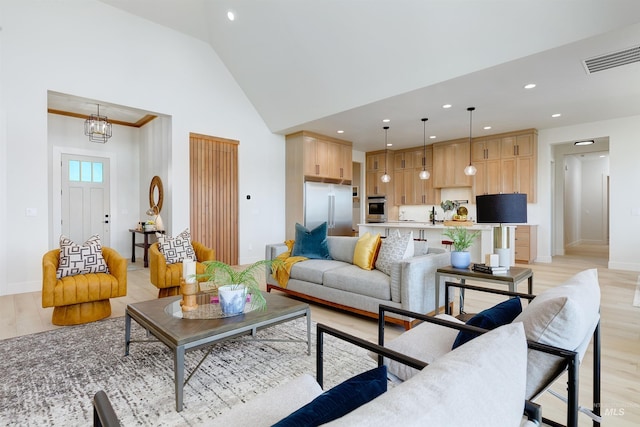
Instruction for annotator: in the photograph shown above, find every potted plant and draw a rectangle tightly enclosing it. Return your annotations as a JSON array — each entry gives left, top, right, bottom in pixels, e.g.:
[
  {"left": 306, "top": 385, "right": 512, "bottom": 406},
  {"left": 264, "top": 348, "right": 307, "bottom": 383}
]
[
  {"left": 440, "top": 200, "right": 459, "bottom": 221},
  {"left": 442, "top": 227, "right": 480, "bottom": 269},
  {"left": 196, "top": 259, "right": 283, "bottom": 314}
]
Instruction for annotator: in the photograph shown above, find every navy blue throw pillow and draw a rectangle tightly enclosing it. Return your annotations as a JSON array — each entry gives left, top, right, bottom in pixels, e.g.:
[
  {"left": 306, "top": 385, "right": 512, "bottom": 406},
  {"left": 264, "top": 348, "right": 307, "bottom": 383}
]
[
  {"left": 452, "top": 297, "right": 522, "bottom": 349},
  {"left": 272, "top": 366, "right": 387, "bottom": 427},
  {"left": 291, "top": 222, "right": 331, "bottom": 259}
]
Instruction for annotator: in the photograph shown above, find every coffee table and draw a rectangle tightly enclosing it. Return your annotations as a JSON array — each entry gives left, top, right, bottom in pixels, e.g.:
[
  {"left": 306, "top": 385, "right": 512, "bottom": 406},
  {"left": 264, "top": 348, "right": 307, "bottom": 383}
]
[{"left": 124, "top": 292, "right": 311, "bottom": 411}]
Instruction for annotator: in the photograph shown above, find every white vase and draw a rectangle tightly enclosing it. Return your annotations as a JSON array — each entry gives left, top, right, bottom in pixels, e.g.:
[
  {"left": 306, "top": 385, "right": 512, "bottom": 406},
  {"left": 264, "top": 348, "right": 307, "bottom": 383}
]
[{"left": 218, "top": 285, "right": 247, "bottom": 315}]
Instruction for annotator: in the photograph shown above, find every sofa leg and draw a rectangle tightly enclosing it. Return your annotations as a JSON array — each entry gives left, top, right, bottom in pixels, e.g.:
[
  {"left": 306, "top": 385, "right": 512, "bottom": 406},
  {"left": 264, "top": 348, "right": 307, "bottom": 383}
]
[
  {"left": 157, "top": 286, "right": 180, "bottom": 298},
  {"left": 52, "top": 300, "right": 111, "bottom": 326}
]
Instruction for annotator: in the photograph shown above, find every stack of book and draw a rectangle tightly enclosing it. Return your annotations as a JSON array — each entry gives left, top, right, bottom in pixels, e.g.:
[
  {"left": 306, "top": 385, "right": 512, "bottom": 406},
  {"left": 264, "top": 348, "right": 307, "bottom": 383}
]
[{"left": 472, "top": 263, "right": 508, "bottom": 274}]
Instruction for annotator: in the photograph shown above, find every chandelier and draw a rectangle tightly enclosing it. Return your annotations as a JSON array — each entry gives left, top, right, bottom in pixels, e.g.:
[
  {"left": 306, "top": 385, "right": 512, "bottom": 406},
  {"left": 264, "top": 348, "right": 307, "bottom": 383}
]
[{"left": 84, "top": 104, "right": 112, "bottom": 143}]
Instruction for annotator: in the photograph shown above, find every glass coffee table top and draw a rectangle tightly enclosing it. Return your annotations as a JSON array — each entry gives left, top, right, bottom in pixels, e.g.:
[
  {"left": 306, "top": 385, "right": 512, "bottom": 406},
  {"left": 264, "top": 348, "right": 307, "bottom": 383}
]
[{"left": 164, "top": 292, "right": 258, "bottom": 319}]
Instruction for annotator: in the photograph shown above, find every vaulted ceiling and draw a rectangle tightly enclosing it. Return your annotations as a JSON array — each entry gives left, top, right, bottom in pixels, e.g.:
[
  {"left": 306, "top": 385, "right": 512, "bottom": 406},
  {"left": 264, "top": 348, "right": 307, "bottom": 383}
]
[{"left": 93, "top": 0, "right": 640, "bottom": 151}]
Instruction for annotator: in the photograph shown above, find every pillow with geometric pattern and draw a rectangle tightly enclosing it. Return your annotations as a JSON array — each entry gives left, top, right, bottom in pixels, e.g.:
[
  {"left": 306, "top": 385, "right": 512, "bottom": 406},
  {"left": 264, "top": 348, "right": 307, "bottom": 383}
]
[
  {"left": 157, "top": 228, "right": 197, "bottom": 264},
  {"left": 56, "top": 234, "right": 109, "bottom": 279}
]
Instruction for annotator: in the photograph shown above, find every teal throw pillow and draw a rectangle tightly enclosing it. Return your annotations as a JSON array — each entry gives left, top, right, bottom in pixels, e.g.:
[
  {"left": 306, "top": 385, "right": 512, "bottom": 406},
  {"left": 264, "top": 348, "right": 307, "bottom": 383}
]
[
  {"left": 291, "top": 222, "right": 331, "bottom": 260},
  {"left": 272, "top": 366, "right": 387, "bottom": 426},
  {"left": 452, "top": 297, "right": 522, "bottom": 349}
]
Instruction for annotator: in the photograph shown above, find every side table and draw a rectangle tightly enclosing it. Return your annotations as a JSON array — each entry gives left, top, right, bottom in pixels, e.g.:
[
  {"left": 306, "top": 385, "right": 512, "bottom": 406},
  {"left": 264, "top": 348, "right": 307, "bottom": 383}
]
[
  {"left": 129, "top": 229, "right": 164, "bottom": 268},
  {"left": 434, "top": 265, "right": 533, "bottom": 315}
]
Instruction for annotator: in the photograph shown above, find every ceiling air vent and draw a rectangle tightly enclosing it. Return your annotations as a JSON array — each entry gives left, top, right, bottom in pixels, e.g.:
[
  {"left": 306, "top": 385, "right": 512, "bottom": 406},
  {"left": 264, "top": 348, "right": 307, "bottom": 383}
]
[{"left": 583, "top": 45, "right": 640, "bottom": 74}]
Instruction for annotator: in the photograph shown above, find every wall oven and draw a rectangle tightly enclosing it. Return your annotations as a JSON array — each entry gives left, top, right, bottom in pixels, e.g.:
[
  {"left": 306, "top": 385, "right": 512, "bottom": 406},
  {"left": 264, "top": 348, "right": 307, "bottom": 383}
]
[{"left": 366, "top": 196, "right": 387, "bottom": 223}]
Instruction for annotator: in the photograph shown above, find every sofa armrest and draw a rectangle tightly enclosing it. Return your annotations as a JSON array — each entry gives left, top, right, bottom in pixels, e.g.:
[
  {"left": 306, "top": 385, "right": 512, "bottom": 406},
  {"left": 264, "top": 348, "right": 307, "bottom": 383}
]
[
  {"left": 102, "top": 247, "right": 127, "bottom": 297},
  {"left": 265, "top": 243, "right": 288, "bottom": 260},
  {"left": 397, "top": 251, "right": 451, "bottom": 314},
  {"left": 265, "top": 243, "right": 288, "bottom": 286},
  {"left": 192, "top": 241, "right": 215, "bottom": 263},
  {"left": 42, "top": 249, "right": 60, "bottom": 308}
]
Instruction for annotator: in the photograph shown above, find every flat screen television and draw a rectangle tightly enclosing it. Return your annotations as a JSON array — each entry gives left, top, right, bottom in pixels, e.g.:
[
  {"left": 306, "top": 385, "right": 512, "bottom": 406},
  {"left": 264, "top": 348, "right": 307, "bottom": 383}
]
[{"left": 475, "top": 194, "right": 527, "bottom": 224}]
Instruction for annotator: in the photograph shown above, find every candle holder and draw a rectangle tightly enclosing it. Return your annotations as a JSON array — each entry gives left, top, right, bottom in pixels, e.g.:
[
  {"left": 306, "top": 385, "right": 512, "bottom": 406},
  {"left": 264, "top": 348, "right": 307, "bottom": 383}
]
[{"left": 180, "top": 278, "right": 199, "bottom": 312}]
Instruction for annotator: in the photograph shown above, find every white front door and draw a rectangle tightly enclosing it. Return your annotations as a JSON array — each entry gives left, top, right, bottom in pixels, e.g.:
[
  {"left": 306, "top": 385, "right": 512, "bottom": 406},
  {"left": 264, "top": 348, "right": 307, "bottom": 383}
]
[{"left": 61, "top": 154, "right": 110, "bottom": 245}]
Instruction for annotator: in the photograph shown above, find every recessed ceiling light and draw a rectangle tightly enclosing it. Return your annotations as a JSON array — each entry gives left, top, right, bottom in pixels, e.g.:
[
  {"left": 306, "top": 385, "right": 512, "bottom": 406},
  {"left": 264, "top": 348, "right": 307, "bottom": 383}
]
[
  {"left": 386, "top": 143, "right": 393, "bottom": 147},
  {"left": 574, "top": 140, "right": 595, "bottom": 146},
  {"left": 227, "top": 10, "right": 235, "bottom": 21},
  {"left": 442, "top": 104, "right": 452, "bottom": 109},
  {"left": 524, "top": 83, "right": 536, "bottom": 89},
  {"left": 552, "top": 113, "right": 562, "bottom": 118},
  {"left": 337, "top": 130, "right": 344, "bottom": 134},
  {"left": 429, "top": 135, "right": 436, "bottom": 139},
  {"left": 382, "top": 119, "right": 390, "bottom": 123},
  {"left": 483, "top": 126, "right": 492, "bottom": 130}
]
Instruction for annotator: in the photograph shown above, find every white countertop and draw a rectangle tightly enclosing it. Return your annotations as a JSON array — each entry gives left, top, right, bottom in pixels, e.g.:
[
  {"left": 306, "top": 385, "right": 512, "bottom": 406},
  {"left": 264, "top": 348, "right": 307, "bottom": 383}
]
[{"left": 359, "top": 222, "right": 493, "bottom": 230}]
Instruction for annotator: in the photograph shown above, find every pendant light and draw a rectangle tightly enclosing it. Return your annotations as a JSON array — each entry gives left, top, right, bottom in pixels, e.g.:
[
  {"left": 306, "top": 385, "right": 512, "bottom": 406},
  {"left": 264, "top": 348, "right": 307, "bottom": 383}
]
[
  {"left": 84, "top": 104, "right": 112, "bottom": 144},
  {"left": 419, "top": 117, "right": 430, "bottom": 180},
  {"left": 464, "top": 106, "right": 477, "bottom": 176},
  {"left": 380, "top": 126, "right": 391, "bottom": 183}
]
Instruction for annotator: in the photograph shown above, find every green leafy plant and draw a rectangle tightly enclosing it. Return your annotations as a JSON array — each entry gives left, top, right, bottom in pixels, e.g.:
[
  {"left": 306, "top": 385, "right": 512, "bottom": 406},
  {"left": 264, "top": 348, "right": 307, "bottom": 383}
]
[
  {"left": 442, "top": 227, "right": 480, "bottom": 252},
  {"left": 440, "top": 200, "right": 459, "bottom": 212},
  {"left": 197, "top": 259, "right": 284, "bottom": 311}
]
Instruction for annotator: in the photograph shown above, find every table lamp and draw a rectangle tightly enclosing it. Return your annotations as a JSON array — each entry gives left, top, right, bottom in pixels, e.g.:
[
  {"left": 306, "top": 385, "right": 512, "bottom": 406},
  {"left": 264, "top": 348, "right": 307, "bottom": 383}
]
[{"left": 476, "top": 194, "right": 527, "bottom": 268}]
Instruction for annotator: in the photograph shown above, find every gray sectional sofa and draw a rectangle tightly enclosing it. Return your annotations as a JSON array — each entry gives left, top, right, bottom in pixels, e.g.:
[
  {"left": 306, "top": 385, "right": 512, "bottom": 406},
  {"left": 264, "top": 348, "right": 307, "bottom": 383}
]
[{"left": 265, "top": 236, "right": 451, "bottom": 329}]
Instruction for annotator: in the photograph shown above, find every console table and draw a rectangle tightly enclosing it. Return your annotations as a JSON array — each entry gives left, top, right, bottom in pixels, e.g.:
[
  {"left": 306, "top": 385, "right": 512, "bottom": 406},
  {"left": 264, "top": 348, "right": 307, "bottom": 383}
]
[
  {"left": 434, "top": 265, "right": 533, "bottom": 315},
  {"left": 129, "top": 228, "right": 164, "bottom": 268}
]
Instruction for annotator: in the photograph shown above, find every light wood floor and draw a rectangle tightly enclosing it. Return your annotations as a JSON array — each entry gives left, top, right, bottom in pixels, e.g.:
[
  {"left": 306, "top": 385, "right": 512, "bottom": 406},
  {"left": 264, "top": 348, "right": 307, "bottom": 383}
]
[{"left": 2, "top": 244, "right": 638, "bottom": 426}]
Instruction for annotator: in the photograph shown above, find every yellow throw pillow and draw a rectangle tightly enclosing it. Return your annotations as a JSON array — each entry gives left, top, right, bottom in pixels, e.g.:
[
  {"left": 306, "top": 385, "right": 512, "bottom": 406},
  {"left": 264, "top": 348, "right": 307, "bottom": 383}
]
[{"left": 353, "top": 232, "right": 382, "bottom": 270}]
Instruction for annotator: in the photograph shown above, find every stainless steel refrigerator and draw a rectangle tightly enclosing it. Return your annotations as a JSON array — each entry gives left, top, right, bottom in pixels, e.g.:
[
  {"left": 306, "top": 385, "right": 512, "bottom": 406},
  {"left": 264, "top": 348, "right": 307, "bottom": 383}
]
[{"left": 304, "top": 182, "right": 353, "bottom": 236}]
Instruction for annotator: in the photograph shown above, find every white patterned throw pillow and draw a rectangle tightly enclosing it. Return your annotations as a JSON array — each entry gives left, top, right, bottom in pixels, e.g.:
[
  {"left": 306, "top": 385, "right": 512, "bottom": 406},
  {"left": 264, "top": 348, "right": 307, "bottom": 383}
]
[
  {"left": 157, "top": 228, "right": 197, "bottom": 264},
  {"left": 374, "top": 230, "right": 414, "bottom": 276},
  {"left": 56, "top": 235, "right": 109, "bottom": 279}
]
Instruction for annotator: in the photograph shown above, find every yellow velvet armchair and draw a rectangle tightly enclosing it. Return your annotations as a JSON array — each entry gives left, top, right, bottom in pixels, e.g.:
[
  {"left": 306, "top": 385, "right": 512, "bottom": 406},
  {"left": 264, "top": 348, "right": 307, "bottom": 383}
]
[
  {"left": 42, "top": 247, "right": 127, "bottom": 326},
  {"left": 149, "top": 241, "right": 215, "bottom": 297}
]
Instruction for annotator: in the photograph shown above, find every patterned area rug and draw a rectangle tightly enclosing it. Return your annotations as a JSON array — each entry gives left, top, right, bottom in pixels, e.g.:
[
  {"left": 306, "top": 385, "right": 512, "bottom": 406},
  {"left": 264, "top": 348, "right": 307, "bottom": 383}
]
[{"left": 0, "top": 316, "right": 376, "bottom": 426}]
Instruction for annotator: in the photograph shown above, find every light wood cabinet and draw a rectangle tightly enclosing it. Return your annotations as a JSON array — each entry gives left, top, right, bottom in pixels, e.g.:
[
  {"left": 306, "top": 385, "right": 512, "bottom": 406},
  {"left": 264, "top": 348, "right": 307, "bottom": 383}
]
[
  {"left": 432, "top": 139, "right": 473, "bottom": 188},
  {"left": 393, "top": 168, "right": 417, "bottom": 205},
  {"left": 471, "top": 129, "right": 537, "bottom": 203},
  {"left": 474, "top": 159, "right": 502, "bottom": 197},
  {"left": 514, "top": 225, "right": 537, "bottom": 263},
  {"left": 366, "top": 170, "right": 390, "bottom": 197},
  {"left": 501, "top": 134, "right": 535, "bottom": 158},
  {"left": 388, "top": 147, "right": 438, "bottom": 205},
  {"left": 472, "top": 137, "right": 501, "bottom": 161},
  {"left": 499, "top": 132, "right": 537, "bottom": 203},
  {"left": 298, "top": 132, "right": 352, "bottom": 181}
]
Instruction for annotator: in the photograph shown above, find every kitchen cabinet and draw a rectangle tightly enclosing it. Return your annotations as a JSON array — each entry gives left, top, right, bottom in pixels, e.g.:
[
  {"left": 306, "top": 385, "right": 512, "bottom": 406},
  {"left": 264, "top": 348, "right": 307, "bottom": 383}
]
[
  {"left": 389, "top": 147, "right": 438, "bottom": 205},
  {"left": 470, "top": 130, "right": 537, "bottom": 203},
  {"left": 292, "top": 131, "right": 352, "bottom": 182},
  {"left": 393, "top": 150, "right": 416, "bottom": 170},
  {"left": 432, "top": 139, "right": 472, "bottom": 188},
  {"left": 367, "top": 151, "right": 388, "bottom": 172},
  {"left": 515, "top": 225, "right": 537, "bottom": 263},
  {"left": 501, "top": 134, "right": 535, "bottom": 158},
  {"left": 472, "top": 137, "right": 501, "bottom": 161},
  {"left": 366, "top": 170, "right": 390, "bottom": 197},
  {"left": 500, "top": 132, "right": 537, "bottom": 203},
  {"left": 474, "top": 159, "right": 502, "bottom": 197},
  {"left": 393, "top": 168, "right": 417, "bottom": 205}
]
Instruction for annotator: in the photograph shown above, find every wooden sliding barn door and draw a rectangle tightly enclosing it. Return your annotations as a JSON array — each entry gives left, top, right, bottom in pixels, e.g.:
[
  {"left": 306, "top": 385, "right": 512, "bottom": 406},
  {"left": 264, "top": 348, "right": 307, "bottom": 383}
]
[{"left": 189, "top": 133, "right": 239, "bottom": 265}]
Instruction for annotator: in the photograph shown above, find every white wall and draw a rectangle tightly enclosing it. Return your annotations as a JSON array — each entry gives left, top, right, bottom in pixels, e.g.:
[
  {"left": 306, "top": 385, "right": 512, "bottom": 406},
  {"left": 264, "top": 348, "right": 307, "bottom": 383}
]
[
  {"left": 0, "top": 1, "right": 285, "bottom": 295},
  {"left": 539, "top": 115, "right": 640, "bottom": 271}
]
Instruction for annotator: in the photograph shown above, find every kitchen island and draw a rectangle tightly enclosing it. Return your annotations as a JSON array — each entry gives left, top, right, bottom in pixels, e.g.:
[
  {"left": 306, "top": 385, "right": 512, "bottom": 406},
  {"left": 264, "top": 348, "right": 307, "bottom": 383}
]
[{"left": 359, "top": 222, "right": 495, "bottom": 264}]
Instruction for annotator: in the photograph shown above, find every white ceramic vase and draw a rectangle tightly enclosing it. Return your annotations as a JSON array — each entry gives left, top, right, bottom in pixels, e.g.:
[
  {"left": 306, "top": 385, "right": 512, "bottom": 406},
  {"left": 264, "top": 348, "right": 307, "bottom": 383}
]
[{"left": 218, "top": 285, "right": 247, "bottom": 315}]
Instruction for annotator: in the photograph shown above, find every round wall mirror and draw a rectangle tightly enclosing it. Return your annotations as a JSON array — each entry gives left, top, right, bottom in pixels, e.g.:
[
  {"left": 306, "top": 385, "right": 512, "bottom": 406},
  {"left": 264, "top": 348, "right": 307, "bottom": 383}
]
[{"left": 149, "top": 176, "right": 164, "bottom": 213}]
